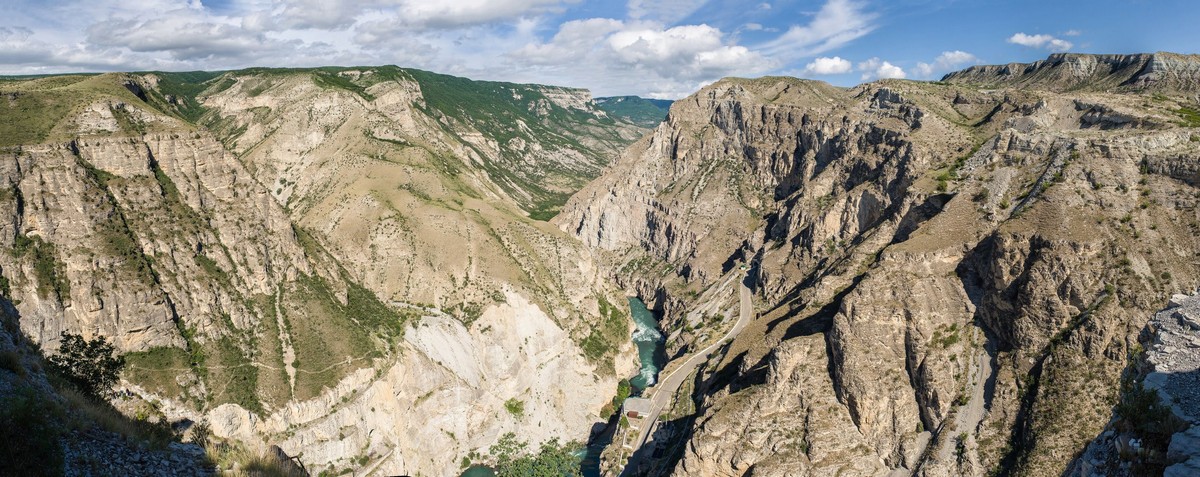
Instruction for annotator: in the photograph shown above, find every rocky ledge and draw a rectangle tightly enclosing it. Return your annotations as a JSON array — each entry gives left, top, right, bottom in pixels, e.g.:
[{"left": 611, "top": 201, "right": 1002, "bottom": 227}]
[
  {"left": 1145, "top": 293, "right": 1200, "bottom": 476},
  {"left": 1072, "top": 292, "right": 1200, "bottom": 476}
]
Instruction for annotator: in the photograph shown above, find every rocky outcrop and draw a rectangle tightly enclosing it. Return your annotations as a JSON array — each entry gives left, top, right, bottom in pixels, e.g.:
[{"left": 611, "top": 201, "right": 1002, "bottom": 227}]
[{"left": 559, "top": 57, "right": 1200, "bottom": 476}]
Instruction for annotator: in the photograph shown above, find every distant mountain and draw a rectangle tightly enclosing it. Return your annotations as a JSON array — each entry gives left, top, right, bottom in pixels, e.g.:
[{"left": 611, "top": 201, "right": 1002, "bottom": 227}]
[
  {"left": 942, "top": 51, "right": 1200, "bottom": 92},
  {"left": 595, "top": 95, "right": 674, "bottom": 128}
]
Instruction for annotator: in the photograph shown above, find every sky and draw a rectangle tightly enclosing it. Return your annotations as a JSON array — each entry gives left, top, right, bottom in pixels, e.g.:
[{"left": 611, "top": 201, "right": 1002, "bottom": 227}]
[{"left": 0, "top": 0, "right": 1197, "bottom": 98}]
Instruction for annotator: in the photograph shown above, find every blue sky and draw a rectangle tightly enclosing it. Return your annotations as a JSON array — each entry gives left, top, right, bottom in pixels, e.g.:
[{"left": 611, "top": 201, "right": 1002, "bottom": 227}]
[{"left": 0, "top": 0, "right": 1196, "bottom": 98}]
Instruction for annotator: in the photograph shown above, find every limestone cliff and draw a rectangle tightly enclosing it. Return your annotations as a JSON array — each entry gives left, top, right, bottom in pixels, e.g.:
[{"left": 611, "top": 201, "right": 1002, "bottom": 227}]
[{"left": 557, "top": 53, "right": 1200, "bottom": 476}]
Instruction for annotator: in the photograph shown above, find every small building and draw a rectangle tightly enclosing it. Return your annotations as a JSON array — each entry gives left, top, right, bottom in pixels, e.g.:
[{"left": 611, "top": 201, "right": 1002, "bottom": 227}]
[{"left": 623, "top": 397, "right": 654, "bottom": 419}]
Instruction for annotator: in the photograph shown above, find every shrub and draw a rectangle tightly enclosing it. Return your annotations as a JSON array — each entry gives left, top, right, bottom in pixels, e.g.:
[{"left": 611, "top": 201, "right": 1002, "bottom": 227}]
[
  {"left": 48, "top": 332, "right": 125, "bottom": 399},
  {"left": 191, "top": 420, "right": 211, "bottom": 448},
  {"left": 504, "top": 398, "right": 525, "bottom": 419}
]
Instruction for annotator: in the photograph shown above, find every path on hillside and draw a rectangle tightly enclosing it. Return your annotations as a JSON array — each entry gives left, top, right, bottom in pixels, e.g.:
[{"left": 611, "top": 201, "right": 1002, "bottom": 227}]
[{"left": 626, "top": 277, "right": 754, "bottom": 462}]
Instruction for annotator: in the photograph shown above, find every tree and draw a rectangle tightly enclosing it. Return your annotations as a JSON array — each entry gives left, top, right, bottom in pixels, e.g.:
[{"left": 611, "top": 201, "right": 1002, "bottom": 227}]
[
  {"left": 490, "top": 432, "right": 582, "bottom": 477},
  {"left": 48, "top": 332, "right": 125, "bottom": 399}
]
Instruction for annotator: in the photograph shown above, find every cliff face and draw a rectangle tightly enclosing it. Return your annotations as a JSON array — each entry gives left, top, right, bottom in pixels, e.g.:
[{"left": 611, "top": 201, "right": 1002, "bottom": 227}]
[
  {"left": 0, "top": 70, "right": 644, "bottom": 476},
  {"left": 558, "top": 53, "right": 1200, "bottom": 476}
]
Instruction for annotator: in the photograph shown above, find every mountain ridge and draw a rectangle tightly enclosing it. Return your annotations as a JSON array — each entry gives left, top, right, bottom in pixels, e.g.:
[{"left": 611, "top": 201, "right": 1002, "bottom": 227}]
[{"left": 942, "top": 51, "right": 1200, "bottom": 92}]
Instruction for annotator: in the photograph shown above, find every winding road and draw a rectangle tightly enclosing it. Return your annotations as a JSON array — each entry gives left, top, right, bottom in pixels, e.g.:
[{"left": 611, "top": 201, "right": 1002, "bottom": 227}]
[{"left": 626, "top": 276, "right": 754, "bottom": 460}]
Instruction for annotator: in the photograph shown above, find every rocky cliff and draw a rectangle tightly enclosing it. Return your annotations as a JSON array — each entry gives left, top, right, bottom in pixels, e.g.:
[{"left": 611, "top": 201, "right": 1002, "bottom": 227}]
[
  {"left": 557, "top": 52, "right": 1200, "bottom": 476},
  {"left": 0, "top": 69, "right": 645, "bottom": 476}
]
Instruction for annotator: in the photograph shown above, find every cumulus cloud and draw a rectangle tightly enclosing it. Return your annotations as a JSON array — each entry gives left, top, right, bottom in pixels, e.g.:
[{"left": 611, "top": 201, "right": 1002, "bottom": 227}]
[
  {"left": 858, "top": 57, "right": 905, "bottom": 80},
  {"left": 913, "top": 50, "right": 977, "bottom": 78},
  {"left": 756, "top": 0, "right": 876, "bottom": 59},
  {"left": 512, "top": 19, "right": 773, "bottom": 97},
  {"left": 1007, "top": 32, "right": 1072, "bottom": 51},
  {"left": 802, "top": 56, "right": 851, "bottom": 75}
]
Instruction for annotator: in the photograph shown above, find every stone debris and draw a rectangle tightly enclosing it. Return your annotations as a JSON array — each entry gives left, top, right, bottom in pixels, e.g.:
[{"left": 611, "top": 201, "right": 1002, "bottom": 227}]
[{"left": 61, "top": 428, "right": 212, "bottom": 477}]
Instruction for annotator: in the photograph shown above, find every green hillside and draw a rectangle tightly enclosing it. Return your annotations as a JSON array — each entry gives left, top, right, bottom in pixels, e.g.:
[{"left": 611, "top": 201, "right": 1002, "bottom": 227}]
[{"left": 595, "top": 96, "right": 673, "bottom": 128}]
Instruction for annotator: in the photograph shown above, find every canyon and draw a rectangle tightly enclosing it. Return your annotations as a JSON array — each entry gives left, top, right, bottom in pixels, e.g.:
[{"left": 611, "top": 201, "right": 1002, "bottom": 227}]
[{"left": 0, "top": 52, "right": 1199, "bottom": 477}]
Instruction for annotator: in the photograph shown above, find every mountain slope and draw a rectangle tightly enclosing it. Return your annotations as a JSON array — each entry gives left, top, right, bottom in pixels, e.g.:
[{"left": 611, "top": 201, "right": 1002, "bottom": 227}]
[
  {"left": 0, "top": 69, "right": 644, "bottom": 476},
  {"left": 557, "top": 53, "right": 1200, "bottom": 476},
  {"left": 595, "top": 96, "right": 674, "bottom": 129}
]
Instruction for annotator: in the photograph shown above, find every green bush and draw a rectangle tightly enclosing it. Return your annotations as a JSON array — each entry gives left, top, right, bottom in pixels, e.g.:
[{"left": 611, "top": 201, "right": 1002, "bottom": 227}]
[
  {"left": 504, "top": 398, "right": 525, "bottom": 419},
  {"left": 48, "top": 332, "right": 125, "bottom": 399}
]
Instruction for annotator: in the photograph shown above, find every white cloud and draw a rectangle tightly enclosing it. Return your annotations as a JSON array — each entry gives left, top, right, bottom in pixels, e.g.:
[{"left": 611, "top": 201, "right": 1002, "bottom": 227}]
[
  {"left": 1007, "top": 32, "right": 1072, "bottom": 51},
  {"left": 0, "top": 0, "right": 885, "bottom": 97},
  {"left": 512, "top": 19, "right": 773, "bottom": 97},
  {"left": 1062, "top": 29, "right": 1082, "bottom": 37},
  {"left": 87, "top": 16, "right": 274, "bottom": 61},
  {"left": 802, "top": 56, "right": 851, "bottom": 75},
  {"left": 755, "top": 0, "right": 876, "bottom": 59},
  {"left": 913, "top": 50, "right": 977, "bottom": 78},
  {"left": 858, "top": 57, "right": 905, "bottom": 80},
  {"left": 397, "top": 0, "right": 569, "bottom": 28},
  {"left": 627, "top": 0, "right": 707, "bottom": 24}
]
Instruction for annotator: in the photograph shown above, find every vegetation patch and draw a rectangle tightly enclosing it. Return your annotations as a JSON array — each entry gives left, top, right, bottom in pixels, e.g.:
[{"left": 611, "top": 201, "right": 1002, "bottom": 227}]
[
  {"left": 1113, "top": 380, "right": 1187, "bottom": 473},
  {"left": 283, "top": 274, "right": 388, "bottom": 400},
  {"left": 0, "top": 88, "right": 76, "bottom": 147},
  {"left": 13, "top": 234, "right": 70, "bottom": 301},
  {"left": 123, "top": 346, "right": 190, "bottom": 397},
  {"left": 205, "top": 336, "right": 262, "bottom": 414},
  {"left": 1175, "top": 105, "right": 1200, "bottom": 127},
  {"left": 579, "top": 295, "right": 629, "bottom": 375}
]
